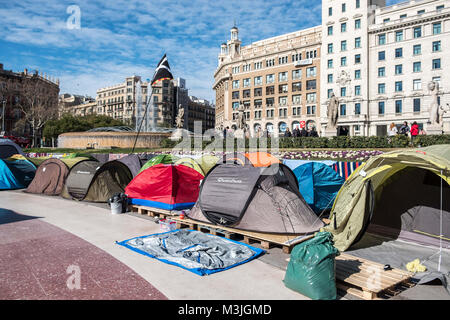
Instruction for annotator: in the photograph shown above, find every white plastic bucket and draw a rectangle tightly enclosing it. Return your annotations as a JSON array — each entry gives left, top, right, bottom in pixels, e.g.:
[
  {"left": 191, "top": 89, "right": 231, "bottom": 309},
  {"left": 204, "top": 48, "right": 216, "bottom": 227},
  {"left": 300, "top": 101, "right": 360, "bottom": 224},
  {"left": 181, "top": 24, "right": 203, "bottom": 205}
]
[{"left": 110, "top": 201, "right": 122, "bottom": 214}]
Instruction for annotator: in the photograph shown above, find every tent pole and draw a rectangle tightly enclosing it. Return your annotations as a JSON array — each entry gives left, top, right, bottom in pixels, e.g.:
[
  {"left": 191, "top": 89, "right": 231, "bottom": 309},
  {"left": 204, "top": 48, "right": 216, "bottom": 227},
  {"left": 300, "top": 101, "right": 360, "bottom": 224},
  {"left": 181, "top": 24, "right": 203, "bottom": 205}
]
[
  {"left": 438, "top": 170, "right": 443, "bottom": 272},
  {"left": 131, "top": 88, "right": 154, "bottom": 155}
]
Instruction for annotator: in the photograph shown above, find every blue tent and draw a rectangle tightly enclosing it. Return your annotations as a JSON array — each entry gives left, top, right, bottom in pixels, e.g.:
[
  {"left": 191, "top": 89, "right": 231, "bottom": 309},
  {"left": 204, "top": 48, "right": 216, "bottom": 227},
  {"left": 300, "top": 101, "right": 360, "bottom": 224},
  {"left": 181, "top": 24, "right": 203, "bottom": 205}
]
[
  {"left": 0, "top": 157, "right": 36, "bottom": 190},
  {"left": 293, "top": 162, "right": 345, "bottom": 214}
]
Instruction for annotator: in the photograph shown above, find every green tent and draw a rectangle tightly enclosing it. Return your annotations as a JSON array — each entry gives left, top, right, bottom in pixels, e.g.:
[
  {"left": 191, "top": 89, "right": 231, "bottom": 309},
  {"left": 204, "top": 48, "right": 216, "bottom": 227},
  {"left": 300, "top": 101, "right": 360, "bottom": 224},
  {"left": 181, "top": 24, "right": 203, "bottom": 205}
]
[
  {"left": 325, "top": 145, "right": 450, "bottom": 252},
  {"left": 138, "top": 154, "right": 179, "bottom": 174},
  {"left": 175, "top": 157, "right": 205, "bottom": 176}
]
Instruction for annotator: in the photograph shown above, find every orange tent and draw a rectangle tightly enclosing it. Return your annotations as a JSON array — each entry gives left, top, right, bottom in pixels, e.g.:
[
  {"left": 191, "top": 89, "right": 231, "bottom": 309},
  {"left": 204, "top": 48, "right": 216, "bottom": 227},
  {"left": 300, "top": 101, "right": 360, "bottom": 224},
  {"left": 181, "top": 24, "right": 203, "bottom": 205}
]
[
  {"left": 219, "top": 152, "right": 280, "bottom": 167},
  {"left": 244, "top": 152, "right": 281, "bottom": 167}
]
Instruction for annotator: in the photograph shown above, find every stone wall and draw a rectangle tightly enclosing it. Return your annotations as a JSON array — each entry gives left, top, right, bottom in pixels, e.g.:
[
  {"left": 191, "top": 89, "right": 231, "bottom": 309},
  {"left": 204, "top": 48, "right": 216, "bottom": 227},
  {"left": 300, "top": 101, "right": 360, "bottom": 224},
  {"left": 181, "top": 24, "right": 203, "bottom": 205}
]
[{"left": 57, "top": 132, "right": 171, "bottom": 149}]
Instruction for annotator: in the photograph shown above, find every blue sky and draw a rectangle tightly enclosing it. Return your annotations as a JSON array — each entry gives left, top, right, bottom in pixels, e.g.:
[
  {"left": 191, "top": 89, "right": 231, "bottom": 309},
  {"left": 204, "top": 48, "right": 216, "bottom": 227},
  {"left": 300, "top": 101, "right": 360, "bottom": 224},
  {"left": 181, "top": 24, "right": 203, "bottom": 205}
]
[{"left": 0, "top": 0, "right": 404, "bottom": 103}]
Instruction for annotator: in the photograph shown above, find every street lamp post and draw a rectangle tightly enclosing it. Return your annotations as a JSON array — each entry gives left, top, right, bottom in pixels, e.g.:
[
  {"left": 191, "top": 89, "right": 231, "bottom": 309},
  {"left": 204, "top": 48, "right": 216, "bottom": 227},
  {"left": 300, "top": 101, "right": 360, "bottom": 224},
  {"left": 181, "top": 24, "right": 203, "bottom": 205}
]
[{"left": 1, "top": 100, "right": 5, "bottom": 134}]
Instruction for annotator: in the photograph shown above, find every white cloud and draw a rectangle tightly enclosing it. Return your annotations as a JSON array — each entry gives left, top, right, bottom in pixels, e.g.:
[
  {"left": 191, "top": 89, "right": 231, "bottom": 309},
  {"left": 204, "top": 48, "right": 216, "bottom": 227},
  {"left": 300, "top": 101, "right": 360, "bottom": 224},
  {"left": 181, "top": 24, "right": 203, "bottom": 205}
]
[{"left": 0, "top": 0, "right": 324, "bottom": 103}]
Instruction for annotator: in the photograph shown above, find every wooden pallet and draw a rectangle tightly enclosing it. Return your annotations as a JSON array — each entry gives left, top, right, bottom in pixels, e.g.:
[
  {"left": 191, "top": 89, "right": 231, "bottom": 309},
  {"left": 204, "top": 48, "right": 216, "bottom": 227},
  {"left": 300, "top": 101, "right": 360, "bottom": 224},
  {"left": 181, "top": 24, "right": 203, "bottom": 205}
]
[
  {"left": 170, "top": 216, "right": 313, "bottom": 253},
  {"left": 128, "top": 204, "right": 179, "bottom": 219},
  {"left": 336, "top": 253, "right": 415, "bottom": 300}
]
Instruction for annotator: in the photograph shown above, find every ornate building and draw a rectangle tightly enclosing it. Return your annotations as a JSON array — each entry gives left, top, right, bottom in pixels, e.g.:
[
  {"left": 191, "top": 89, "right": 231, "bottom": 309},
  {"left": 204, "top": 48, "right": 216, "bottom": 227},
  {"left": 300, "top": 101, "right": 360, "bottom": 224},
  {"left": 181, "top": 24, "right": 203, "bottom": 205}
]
[
  {"left": 214, "top": 26, "right": 322, "bottom": 136},
  {"left": 320, "top": 0, "right": 450, "bottom": 136},
  {"left": 0, "top": 63, "right": 59, "bottom": 136}
]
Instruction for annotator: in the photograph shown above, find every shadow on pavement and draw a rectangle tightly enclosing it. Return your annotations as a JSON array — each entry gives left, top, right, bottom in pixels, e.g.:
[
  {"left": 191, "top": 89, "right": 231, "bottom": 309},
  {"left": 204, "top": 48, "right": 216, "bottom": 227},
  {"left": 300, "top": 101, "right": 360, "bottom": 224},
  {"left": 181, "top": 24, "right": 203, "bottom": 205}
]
[{"left": 0, "top": 208, "right": 42, "bottom": 225}]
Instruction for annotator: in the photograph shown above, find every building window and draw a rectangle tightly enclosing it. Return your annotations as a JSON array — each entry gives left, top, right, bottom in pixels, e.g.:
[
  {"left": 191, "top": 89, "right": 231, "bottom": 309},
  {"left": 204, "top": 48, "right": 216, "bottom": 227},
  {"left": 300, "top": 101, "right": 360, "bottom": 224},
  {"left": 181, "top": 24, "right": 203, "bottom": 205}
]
[
  {"left": 232, "top": 80, "right": 239, "bottom": 89},
  {"left": 417, "top": 9, "right": 425, "bottom": 15},
  {"left": 378, "top": 51, "right": 385, "bottom": 61},
  {"left": 254, "top": 61, "right": 263, "bottom": 70},
  {"left": 355, "top": 19, "right": 361, "bottom": 29},
  {"left": 341, "top": 40, "right": 347, "bottom": 51},
  {"left": 432, "top": 59, "right": 441, "bottom": 70},
  {"left": 413, "top": 98, "right": 421, "bottom": 113},
  {"left": 433, "top": 76, "right": 441, "bottom": 87},
  {"left": 341, "top": 57, "right": 347, "bottom": 67},
  {"left": 395, "top": 64, "right": 403, "bottom": 75},
  {"left": 292, "top": 69, "right": 302, "bottom": 80},
  {"left": 356, "top": 0, "right": 360, "bottom": 9},
  {"left": 395, "top": 31, "right": 403, "bottom": 42},
  {"left": 254, "top": 76, "right": 262, "bottom": 85},
  {"left": 292, "top": 95, "right": 302, "bottom": 105},
  {"left": 342, "top": 3, "right": 346, "bottom": 13},
  {"left": 243, "top": 78, "right": 251, "bottom": 87},
  {"left": 328, "top": 74, "right": 333, "bottom": 83},
  {"left": 242, "top": 64, "right": 251, "bottom": 72},
  {"left": 433, "top": 22, "right": 442, "bottom": 35},
  {"left": 413, "top": 61, "right": 421, "bottom": 73},
  {"left": 232, "top": 66, "right": 240, "bottom": 74},
  {"left": 279, "top": 96, "right": 288, "bottom": 106},
  {"left": 395, "top": 48, "right": 403, "bottom": 58},
  {"left": 341, "top": 22, "right": 347, "bottom": 33},
  {"left": 266, "top": 98, "right": 274, "bottom": 107},
  {"left": 328, "top": 26, "right": 333, "bottom": 36},
  {"left": 413, "top": 27, "right": 422, "bottom": 38},
  {"left": 378, "top": 101, "right": 385, "bottom": 115},
  {"left": 292, "top": 53, "right": 302, "bottom": 61},
  {"left": 254, "top": 88, "right": 262, "bottom": 97},
  {"left": 432, "top": 41, "right": 441, "bottom": 52},
  {"left": 340, "top": 104, "right": 346, "bottom": 116},
  {"left": 292, "top": 82, "right": 302, "bottom": 92},
  {"left": 378, "top": 67, "right": 386, "bottom": 77},
  {"left": 328, "top": 59, "right": 333, "bottom": 68},
  {"left": 378, "top": 83, "right": 386, "bottom": 94},
  {"left": 266, "top": 59, "right": 275, "bottom": 67},
  {"left": 232, "top": 102, "right": 240, "bottom": 110},
  {"left": 307, "top": 105, "right": 316, "bottom": 115},
  {"left": 378, "top": 34, "right": 386, "bottom": 45},
  {"left": 266, "top": 86, "right": 275, "bottom": 95},
  {"left": 327, "top": 89, "right": 333, "bottom": 98},
  {"left": 355, "top": 37, "right": 361, "bottom": 48},
  {"left": 437, "top": 5, "right": 445, "bottom": 11},
  {"left": 355, "top": 85, "right": 361, "bottom": 96},
  {"left": 400, "top": 14, "right": 407, "bottom": 19},
  {"left": 355, "top": 54, "right": 361, "bottom": 64},
  {"left": 278, "top": 56, "right": 288, "bottom": 65},
  {"left": 306, "top": 80, "right": 317, "bottom": 90},
  {"left": 306, "top": 93, "right": 316, "bottom": 103},
  {"left": 328, "top": 7, "right": 332, "bottom": 16},
  {"left": 278, "top": 72, "right": 288, "bottom": 82},
  {"left": 413, "top": 44, "right": 422, "bottom": 55},
  {"left": 306, "top": 67, "right": 317, "bottom": 77},
  {"left": 355, "top": 103, "right": 361, "bottom": 115},
  {"left": 266, "top": 109, "right": 274, "bottom": 118},
  {"left": 383, "top": 18, "right": 390, "bottom": 23},
  {"left": 355, "top": 69, "right": 361, "bottom": 79},
  {"left": 266, "top": 74, "right": 275, "bottom": 84},
  {"left": 328, "top": 43, "right": 334, "bottom": 54},
  {"left": 395, "top": 81, "right": 403, "bottom": 92},
  {"left": 413, "top": 79, "right": 422, "bottom": 91},
  {"left": 341, "top": 87, "right": 347, "bottom": 97},
  {"left": 278, "top": 84, "right": 288, "bottom": 94},
  {"left": 243, "top": 90, "right": 251, "bottom": 98},
  {"left": 292, "top": 106, "right": 301, "bottom": 116},
  {"left": 395, "top": 100, "right": 402, "bottom": 114}
]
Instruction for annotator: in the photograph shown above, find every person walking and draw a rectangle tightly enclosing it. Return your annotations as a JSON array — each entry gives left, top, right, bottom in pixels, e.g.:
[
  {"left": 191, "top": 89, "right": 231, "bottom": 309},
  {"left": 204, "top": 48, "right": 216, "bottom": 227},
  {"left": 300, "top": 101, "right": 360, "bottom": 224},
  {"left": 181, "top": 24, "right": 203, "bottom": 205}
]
[
  {"left": 284, "top": 127, "right": 292, "bottom": 137},
  {"left": 388, "top": 123, "right": 398, "bottom": 136},
  {"left": 410, "top": 121, "right": 419, "bottom": 145},
  {"left": 399, "top": 121, "right": 410, "bottom": 136}
]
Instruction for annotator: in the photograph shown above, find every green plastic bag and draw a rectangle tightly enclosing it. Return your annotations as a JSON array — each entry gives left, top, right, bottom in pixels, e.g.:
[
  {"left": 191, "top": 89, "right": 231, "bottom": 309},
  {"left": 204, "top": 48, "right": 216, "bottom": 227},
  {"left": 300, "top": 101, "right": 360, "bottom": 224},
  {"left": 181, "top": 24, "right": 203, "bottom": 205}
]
[{"left": 283, "top": 232, "right": 340, "bottom": 300}]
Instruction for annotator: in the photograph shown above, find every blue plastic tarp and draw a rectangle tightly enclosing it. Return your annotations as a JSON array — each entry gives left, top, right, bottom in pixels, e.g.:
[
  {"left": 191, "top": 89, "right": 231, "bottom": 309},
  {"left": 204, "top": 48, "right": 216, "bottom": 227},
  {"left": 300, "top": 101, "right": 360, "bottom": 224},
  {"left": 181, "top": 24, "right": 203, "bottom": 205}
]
[{"left": 117, "top": 229, "right": 265, "bottom": 276}]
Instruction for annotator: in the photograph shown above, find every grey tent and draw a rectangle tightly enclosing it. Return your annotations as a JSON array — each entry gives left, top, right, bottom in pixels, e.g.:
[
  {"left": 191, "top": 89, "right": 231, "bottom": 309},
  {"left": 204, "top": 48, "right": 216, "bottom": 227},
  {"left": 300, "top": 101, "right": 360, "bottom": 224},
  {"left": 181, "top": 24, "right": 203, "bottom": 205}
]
[
  {"left": 0, "top": 139, "right": 24, "bottom": 158},
  {"left": 117, "top": 154, "right": 143, "bottom": 177},
  {"left": 187, "top": 163, "right": 324, "bottom": 234},
  {"left": 61, "top": 159, "right": 133, "bottom": 202}
]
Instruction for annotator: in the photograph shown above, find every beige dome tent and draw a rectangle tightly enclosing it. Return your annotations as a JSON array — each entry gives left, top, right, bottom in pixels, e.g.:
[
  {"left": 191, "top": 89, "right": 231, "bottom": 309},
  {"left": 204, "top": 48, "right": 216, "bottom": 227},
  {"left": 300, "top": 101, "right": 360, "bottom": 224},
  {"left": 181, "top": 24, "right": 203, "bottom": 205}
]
[{"left": 325, "top": 145, "right": 450, "bottom": 252}]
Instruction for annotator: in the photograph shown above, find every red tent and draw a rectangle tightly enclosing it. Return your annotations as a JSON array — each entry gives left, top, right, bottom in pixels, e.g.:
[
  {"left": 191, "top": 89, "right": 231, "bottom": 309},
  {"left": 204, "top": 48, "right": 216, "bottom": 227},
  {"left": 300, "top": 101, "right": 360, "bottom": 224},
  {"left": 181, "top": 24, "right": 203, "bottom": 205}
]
[{"left": 125, "top": 164, "right": 204, "bottom": 210}]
